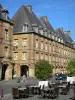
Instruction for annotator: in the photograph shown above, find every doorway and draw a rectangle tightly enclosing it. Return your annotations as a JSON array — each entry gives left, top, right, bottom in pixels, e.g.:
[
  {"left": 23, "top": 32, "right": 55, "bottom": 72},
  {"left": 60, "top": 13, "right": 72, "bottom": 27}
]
[
  {"left": 1, "top": 64, "right": 8, "bottom": 80},
  {"left": 20, "top": 65, "right": 28, "bottom": 77}
]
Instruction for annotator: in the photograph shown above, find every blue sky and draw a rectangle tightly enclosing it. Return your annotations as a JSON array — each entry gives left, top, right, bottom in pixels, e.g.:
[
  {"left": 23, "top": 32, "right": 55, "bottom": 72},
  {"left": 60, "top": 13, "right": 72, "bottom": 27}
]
[{"left": 1, "top": 0, "right": 75, "bottom": 41}]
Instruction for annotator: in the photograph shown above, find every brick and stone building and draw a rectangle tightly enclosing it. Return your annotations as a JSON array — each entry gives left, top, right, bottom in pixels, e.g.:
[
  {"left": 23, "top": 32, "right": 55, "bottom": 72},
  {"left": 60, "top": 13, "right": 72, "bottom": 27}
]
[
  {"left": 0, "top": 4, "right": 13, "bottom": 80},
  {"left": 12, "top": 5, "right": 75, "bottom": 78}
]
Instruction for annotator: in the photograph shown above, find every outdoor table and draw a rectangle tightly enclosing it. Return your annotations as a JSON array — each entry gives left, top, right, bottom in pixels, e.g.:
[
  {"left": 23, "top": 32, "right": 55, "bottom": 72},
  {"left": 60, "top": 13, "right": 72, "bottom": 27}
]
[
  {"left": 18, "top": 87, "right": 26, "bottom": 91},
  {"left": 58, "top": 85, "right": 66, "bottom": 88},
  {"left": 43, "top": 87, "right": 55, "bottom": 92}
]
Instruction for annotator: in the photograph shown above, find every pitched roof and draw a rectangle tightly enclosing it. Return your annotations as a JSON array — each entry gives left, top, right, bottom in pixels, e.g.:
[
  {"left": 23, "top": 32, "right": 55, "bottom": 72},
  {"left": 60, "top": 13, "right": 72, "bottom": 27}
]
[
  {"left": 39, "top": 17, "right": 56, "bottom": 34},
  {"left": 0, "top": 4, "right": 13, "bottom": 24},
  {"left": 55, "top": 28, "right": 73, "bottom": 44},
  {"left": 12, "top": 5, "right": 43, "bottom": 33}
]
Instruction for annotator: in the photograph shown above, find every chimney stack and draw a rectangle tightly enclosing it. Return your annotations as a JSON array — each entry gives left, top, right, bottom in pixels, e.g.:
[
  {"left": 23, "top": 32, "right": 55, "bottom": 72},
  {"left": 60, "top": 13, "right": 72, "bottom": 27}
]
[
  {"left": 41, "top": 16, "right": 47, "bottom": 21},
  {"left": 64, "top": 30, "right": 70, "bottom": 36},
  {"left": 26, "top": 5, "right": 32, "bottom": 12}
]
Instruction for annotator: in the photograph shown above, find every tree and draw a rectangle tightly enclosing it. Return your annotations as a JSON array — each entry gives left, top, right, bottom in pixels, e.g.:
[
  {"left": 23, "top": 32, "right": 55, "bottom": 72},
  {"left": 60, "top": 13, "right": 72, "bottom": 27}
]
[
  {"left": 66, "top": 59, "right": 75, "bottom": 76},
  {"left": 35, "top": 60, "right": 53, "bottom": 80}
]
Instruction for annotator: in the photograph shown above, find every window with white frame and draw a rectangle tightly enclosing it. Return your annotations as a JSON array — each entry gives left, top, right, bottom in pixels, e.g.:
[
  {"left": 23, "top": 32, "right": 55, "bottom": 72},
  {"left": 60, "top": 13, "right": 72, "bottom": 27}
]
[
  {"left": 55, "top": 36, "right": 57, "bottom": 41},
  {"left": 14, "top": 39, "right": 18, "bottom": 46},
  {"left": 4, "top": 47, "right": 8, "bottom": 57},
  {"left": 34, "top": 26, "right": 38, "bottom": 33},
  {"left": 44, "top": 31, "right": 47, "bottom": 37},
  {"left": 14, "top": 52, "right": 18, "bottom": 60},
  {"left": 58, "top": 38, "right": 60, "bottom": 42},
  {"left": 13, "top": 39, "right": 18, "bottom": 50},
  {"left": 49, "top": 34, "right": 51, "bottom": 38},
  {"left": 5, "top": 29, "right": 8, "bottom": 40},
  {"left": 22, "top": 24, "right": 28, "bottom": 32},
  {"left": 39, "top": 29, "right": 43, "bottom": 35},
  {"left": 22, "top": 52, "right": 27, "bottom": 60},
  {"left": 36, "top": 39, "right": 38, "bottom": 48},
  {"left": 22, "top": 38, "right": 27, "bottom": 49},
  {"left": 22, "top": 39, "right": 27, "bottom": 46},
  {"left": 52, "top": 34, "right": 54, "bottom": 39},
  {"left": 41, "top": 41, "right": 43, "bottom": 49}
]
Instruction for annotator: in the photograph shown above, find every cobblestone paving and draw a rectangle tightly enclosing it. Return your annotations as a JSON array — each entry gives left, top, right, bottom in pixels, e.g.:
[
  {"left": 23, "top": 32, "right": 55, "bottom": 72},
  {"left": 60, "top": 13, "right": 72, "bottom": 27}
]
[{"left": 0, "top": 89, "right": 74, "bottom": 100}]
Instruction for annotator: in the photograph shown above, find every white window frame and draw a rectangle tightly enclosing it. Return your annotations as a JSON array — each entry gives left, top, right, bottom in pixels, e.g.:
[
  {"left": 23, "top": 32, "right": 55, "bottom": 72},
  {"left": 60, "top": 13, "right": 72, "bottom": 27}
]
[
  {"left": 22, "top": 24, "right": 28, "bottom": 32},
  {"left": 14, "top": 52, "right": 18, "bottom": 60},
  {"left": 22, "top": 52, "right": 27, "bottom": 60},
  {"left": 22, "top": 38, "right": 27, "bottom": 47},
  {"left": 14, "top": 39, "right": 18, "bottom": 46}
]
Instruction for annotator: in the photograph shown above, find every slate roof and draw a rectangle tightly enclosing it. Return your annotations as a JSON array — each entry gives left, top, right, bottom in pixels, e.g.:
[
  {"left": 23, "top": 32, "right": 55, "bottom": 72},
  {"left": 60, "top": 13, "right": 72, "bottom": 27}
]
[
  {"left": 12, "top": 5, "right": 73, "bottom": 47},
  {"left": 12, "top": 5, "right": 43, "bottom": 33},
  {"left": 39, "top": 17, "right": 57, "bottom": 36},
  {"left": 0, "top": 4, "right": 13, "bottom": 24},
  {"left": 55, "top": 28, "right": 73, "bottom": 45}
]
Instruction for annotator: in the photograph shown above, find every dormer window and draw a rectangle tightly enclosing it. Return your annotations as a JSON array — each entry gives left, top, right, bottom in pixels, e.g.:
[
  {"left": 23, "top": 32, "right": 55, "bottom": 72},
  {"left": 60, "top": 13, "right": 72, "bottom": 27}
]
[
  {"left": 52, "top": 34, "right": 54, "bottom": 39},
  {"left": 49, "top": 34, "right": 51, "bottom": 38},
  {"left": 44, "top": 29, "right": 47, "bottom": 37},
  {"left": 1, "top": 9, "right": 9, "bottom": 20},
  {"left": 32, "top": 24, "right": 38, "bottom": 33},
  {"left": 39, "top": 26, "right": 43, "bottom": 35},
  {"left": 48, "top": 30, "right": 51, "bottom": 38},
  {"left": 61, "top": 39, "right": 63, "bottom": 43},
  {"left": 22, "top": 23, "right": 28, "bottom": 32},
  {"left": 55, "top": 36, "right": 57, "bottom": 41},
  {"left": 58, "top": 38, "right": 60, "bottom": 42}
]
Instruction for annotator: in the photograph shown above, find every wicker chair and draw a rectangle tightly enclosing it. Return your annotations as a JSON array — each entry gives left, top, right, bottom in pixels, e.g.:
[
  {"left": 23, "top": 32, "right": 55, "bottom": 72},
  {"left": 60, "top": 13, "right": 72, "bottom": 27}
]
[{"left": 12, "top": 87, "right": 19, "bottom": 99}]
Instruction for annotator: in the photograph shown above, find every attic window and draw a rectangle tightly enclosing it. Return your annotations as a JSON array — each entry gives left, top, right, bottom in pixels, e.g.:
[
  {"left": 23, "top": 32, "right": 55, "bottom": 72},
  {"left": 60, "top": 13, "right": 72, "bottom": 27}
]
[
  {"left": 55, "top": 36, "right": 57, "bottom": 41},
  {"left": 44, "top": 30, "right": 47, "bottom": 37},
  {"left": 58, "top": 38, "right": 60, "bottom": 42},
  {"left": 49, "top": 34, "right": 51, "bottom": 38},
  {"left": 32, "top": 24, "right": 38, "bottom": 33},
  {"left": 61, "top": 39, "right": 63, "bottom": 43},
  {"left": 39, "top": 26, "right": 43, "bottom": 35},
  {"left": 22, "top": 23, "right": 28, "bottom": 32},
  {"left": 52, "top": 34, "right": 54, "bottom": 39}
]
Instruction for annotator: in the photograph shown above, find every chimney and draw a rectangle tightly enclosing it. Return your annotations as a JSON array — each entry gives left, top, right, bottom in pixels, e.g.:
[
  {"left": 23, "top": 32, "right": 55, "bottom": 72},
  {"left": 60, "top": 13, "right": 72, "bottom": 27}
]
[
  {"left": 64, "top": 30, "right": 70, "bottom": 36},
  {"left": 26, "top": 5, "right": 32, "bottom": 12},
  {"left": 41, "top": 16, "right": 47, "bottom": 21}
]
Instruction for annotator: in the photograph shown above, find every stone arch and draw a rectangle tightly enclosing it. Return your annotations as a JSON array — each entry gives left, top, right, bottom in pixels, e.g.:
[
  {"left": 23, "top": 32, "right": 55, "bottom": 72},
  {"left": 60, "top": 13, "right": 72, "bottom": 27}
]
[
  {"left": 20, "top": 65, "right": 29, "bottom": 77},
  {"left": 1, "top": 63, "right": 8, "bottom": 80}
]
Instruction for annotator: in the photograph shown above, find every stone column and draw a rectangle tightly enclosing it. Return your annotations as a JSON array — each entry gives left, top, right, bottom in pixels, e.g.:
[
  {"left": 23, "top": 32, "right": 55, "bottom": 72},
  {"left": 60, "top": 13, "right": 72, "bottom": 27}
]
[
  {"left": 0, "top": 62, "right": 2, "bottom": 80},
  {"left": 5, "top": 63, "right": 12, "bottom": 80}
]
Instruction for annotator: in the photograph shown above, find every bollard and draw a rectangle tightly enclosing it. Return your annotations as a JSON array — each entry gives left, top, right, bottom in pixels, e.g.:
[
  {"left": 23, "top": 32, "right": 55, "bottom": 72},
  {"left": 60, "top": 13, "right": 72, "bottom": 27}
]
[{"left": 1, "top": 89, "right": 3, "bottom": 98}]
